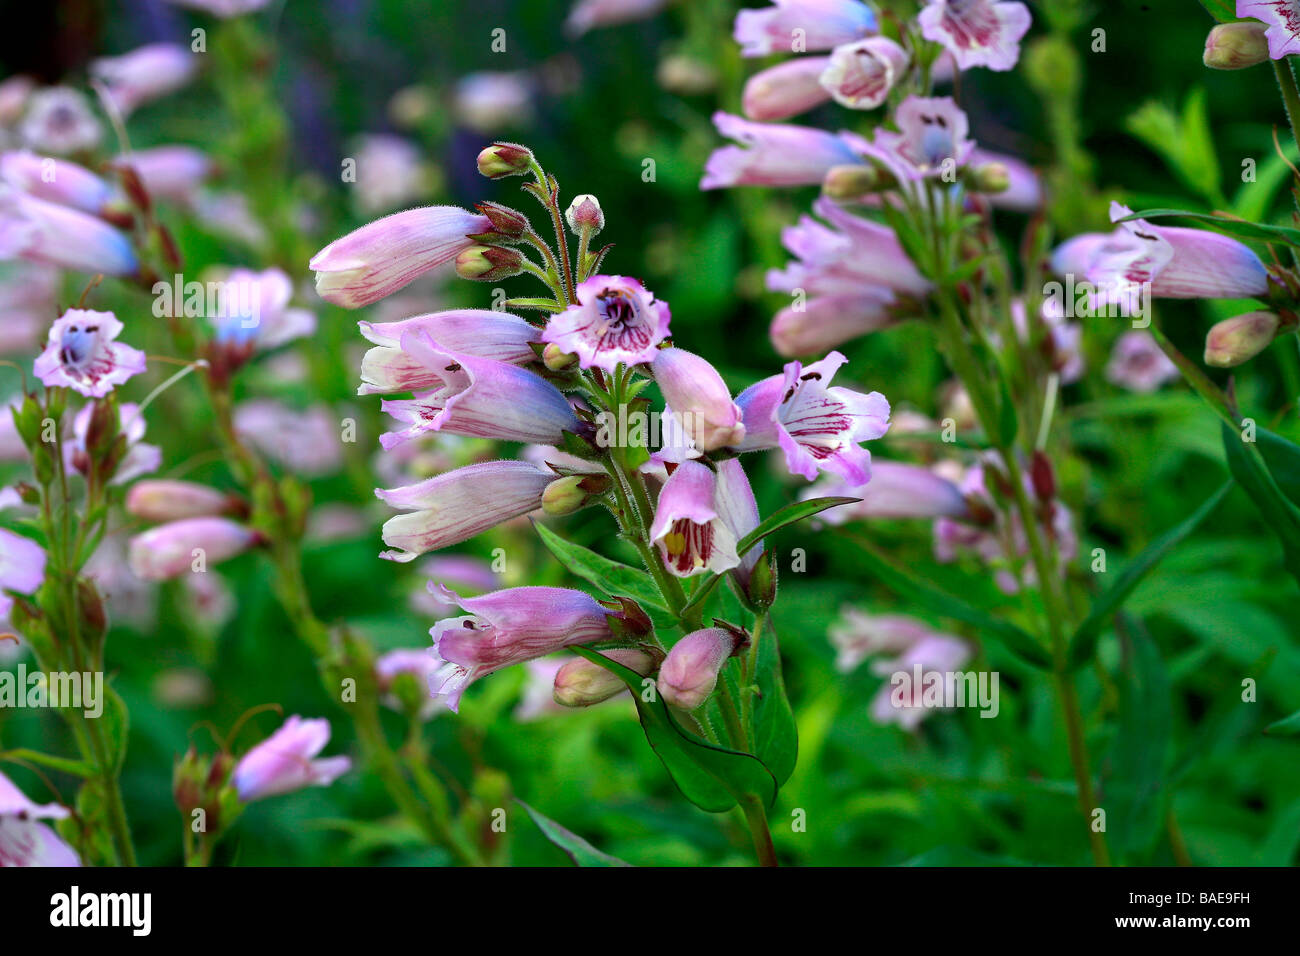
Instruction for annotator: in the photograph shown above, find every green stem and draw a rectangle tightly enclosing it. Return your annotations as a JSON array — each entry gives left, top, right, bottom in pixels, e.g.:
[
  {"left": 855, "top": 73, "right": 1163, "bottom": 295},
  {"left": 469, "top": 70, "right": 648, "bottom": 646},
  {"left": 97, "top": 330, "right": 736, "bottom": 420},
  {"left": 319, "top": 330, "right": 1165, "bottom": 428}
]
[
  {"left": 1273, "top": 59, "right": 1300, "bottom": 159},
  {"left": 739, "top": 795, "right": 778, "bottom": 867}
]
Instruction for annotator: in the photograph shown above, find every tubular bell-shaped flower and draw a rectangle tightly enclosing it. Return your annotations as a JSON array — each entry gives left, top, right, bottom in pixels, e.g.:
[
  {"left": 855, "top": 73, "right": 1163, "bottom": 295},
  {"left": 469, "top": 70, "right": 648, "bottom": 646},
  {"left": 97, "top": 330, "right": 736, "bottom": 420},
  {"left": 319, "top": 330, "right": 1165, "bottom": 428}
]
[
  {"left": 0, "top": 151, "right": 113, "bottom": 214},
  {"left": 310, "top": 205, "right": 492, "bottom": 308},
  {"left": 819, "top": 37, "right": 909, "bottom": 110},
  {"left": 743, "top": 57, "right": 834, "bottom": 121},
  {"left": 358, "top": 309, "right": 540, "bottom": 395},
  {"left": 806, "top": 460, "right": 971, "bottom": 519},
  {"left": 702, "top": 113, "right": 869, "bottom": 190},
  {"left": 651, "top": 347, "right": 745, "bottom": 452},
  {"left": 649, "top": 460, "right": 742, "bottom": 578},
  {"left": 734, "top": 0, "right": 878, "bottom": 57},
  {"left": 375, "top": 459, "right": 554, "bottom": 562},
  {"left": 89, "top": 43, "right": 198, "bottom": 116},
  {"left": 735, "top": 351, "right": 891, "bottom": 484},
  {"left": 377, "top": 332, "right": 579, "bottom": 449},
  {"left": 0, "top": 528, "right": 45, "bottom": 621},
  {"left": 0, "top": 186, "right": 138, "bottom": 276},
  {"left": 917, "top": 0, "right": 1032, "bottom": 72},
  {"left": 128, "top": 517, "right": 259, "bottom": 580},
  {"left": 233, "top": 716, "right": 352, "bottom": 802},
  {"left": 34, "top": 310, "right": 147, "bottom": 398},
  {"left": 1237, "top": 1, "right": 1300, "bottom": 59},
  {"left": 428, "top": 586, "right": 616, "bottom": 712},
  {"left": 0, "top": 770, "right": 78, "bottom": 866},
  {"left": 541, "top": 275, "right": 671, "bottom": 371}
]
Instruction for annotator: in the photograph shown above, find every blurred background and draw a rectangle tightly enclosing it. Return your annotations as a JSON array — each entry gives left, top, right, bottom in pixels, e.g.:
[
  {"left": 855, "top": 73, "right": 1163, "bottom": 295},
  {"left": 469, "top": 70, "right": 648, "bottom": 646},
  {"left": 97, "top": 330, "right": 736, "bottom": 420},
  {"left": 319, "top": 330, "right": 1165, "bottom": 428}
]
[{"left": 0, "top": 0, "right": 1296, "bottom": 866}]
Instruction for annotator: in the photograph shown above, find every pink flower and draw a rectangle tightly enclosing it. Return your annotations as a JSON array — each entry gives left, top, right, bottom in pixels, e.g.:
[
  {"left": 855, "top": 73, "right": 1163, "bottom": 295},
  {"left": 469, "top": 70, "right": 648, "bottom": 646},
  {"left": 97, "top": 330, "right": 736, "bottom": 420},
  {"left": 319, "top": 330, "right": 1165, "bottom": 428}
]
[
  {"left": 869, "top": 633, "right": 972, "bottom": 730},
  {"left": 0, "top": 262, "right": 58, "bottom": 355},
  {"left": 309, "top": 205, "right": 491, "bottom": 308},
  {"left": 233, "top": 716, "right": 351, "bottom": 802},
  {"left": 1015, "top": 298, "right": 1084, "bottom": 384},
  {"left": 565, "top": 0, "right": 669, "bottom": 37},
  {"left": 918, "top": 0, "right": 1032, "bottom": 72},
  {"left": 233, "top": 400, "right": 342, "bottom": 476},
  {"left": 0, "top": 151, "right": 112, "bottom": 214},
  {"left": 658, "top": 627, "right": 743, "bottom": 710},
  {"left": 0, "top": 770, "right": 78, "bottom": 866},
  {"left": 33, "top": 310, "right": 146, "bottom": 398},
  {"left": 428, "top": 586, "right": 615, "bottom": 712},
  {"left": 552, "top": 648, "right": 657, "bottom": 707},
  {"left": 378, "top": 332, "right": 579, "bottom": 449},
  {"left": 1053, "top": 204, "right": 1271, "bottom": 305},
  {"left": 743, "top": 57, "right": 834, "bottom": 121},
  {"left": 0, "top": 527, "right": 45, "bottom": 622},
  {"left": 651, "top": 348, "right": 745, "bottom": 452},
  {"left": 713, "top": 458, "right": 763, "bottom": 587},
  {"left": 541, "top": 275, "right": 671, "bottom": 371},
  {"left": 376, "top": 459, "right": 554, "bottom": 562},
  {"left": 112, "top": 145, "right": 212, "bottom": 207},
  {"left": 970, "top": 147, "right": 1041, "bottom": 211},
  {"left": 805, "top": 460, "right": 970, "bottom": 519},
  {"left": 734, "top": 1, "right": 878, "bottom": 57},
  {"left": 736, "top": 351, "right": 890, "bottom": 484},
  {"left": 89, "top": 44, "right": 198, "bottom": 116},
  {"left": 649, "top": 460, "right": 742, "bottom": 578},
  {"left": 0, "top": 187, "right": 138, "bottom": 276},
  {"left": 411, "top": 555, "right": 501, "bottom": 617},
  {"left": 128, "top": 517, "right": 259, "bottom": 581},
  {"left": 207, "top": 267, "right": 316, "bottom": 350},
  {"left": 702, "top": 112, "right": 868, "bottom": 189},
  {"left": 1106, "top": 330, "right": 1179, "bottom": 394},
  {"left": 870, "top": 95, "right": 976, "bottom": 179},
  {"left": 17, "top": 87, "right": 101, "bottom": 155},
  {"left": 359, "top": 309, "right": 540, "bottom": 395},
  {"left": 770, "top": 292, "right": 898, "bottom": 356},
  {"left": 829, "top": 609, "right": 941, "bottom": 672},
  {"left": 819, "top": 37, "right": 909, "bottom": 109},
  {"left": 126, "top": 480, "right": 232, "bottom": 522},
  {"left": 1237, "top": 1, "right": 1300, "bottom": 59}
]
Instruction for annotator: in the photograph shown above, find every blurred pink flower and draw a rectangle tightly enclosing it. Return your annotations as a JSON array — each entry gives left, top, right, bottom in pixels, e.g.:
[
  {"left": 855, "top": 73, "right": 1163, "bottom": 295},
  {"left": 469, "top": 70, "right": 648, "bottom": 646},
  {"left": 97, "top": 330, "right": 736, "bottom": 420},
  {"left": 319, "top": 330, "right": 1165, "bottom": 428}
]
[
  {"left": 90, "top": 44, "right": 197, "bottom": 116},
  {"left": 918, "top": 0, "right": 1032, "bottom": 72},
  {"left": 702, "top": 112, "right": 869, "bottom": 189},
  {"left": 233, "top": 400, "right": 343, "bottom": 476},
  {"left": 734, "top": 1, "right": 877, "bottom": 57},
  {"left": 1106, "top": 330, "right": 1178, "bottom": 393},
  {"left": 113, "top": 145, "right": 213, "bottom": 207},
  {"left": 0, "top": 527, "right": 45, "bottom": 622},
  {"left": 742, "top": 57, "right": 834, "bottom": 121},
  {"left": 0, "top": 187, "right": 138, "bottom": 276},
  {"left": 233, "top": 716, "right": 351, "bottom": 802},
  {"left": 819, "top": 37, "right": 909, "bottom": 110},
  {"left": 66, "top": 402, "right": 160, "bottom": 485},
  {"left": 128, "top": 517, "right": 259, "bottom": 581},
  {"left": 18, "top": 87, "right": 101, "bottom": 154},
  {"left": 566, "top": 0, "right": 668, "bottom": 37},
  {"left": 0, "top": 770, "right": 78, "bottom": 866},
  {"left": 0, "top": 150, "right": 112, "bottom": 214}
]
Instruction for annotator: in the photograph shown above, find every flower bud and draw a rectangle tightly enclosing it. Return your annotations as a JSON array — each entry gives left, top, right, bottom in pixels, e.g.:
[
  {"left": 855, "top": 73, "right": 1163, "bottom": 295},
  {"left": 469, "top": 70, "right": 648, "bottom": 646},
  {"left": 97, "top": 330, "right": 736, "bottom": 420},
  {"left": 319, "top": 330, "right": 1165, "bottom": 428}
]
[
  {"left": 651, "top": 348, "right": 745, "bottom": 451},
  {"left": 822, "top": 163, "right": 886, "bottom": 199},
  {"left": 541, "top": 475, "right": 590, "bottom": 515},
  {"left": 1203, "top": 22, "right": 1270, "bottom": 71},
  {"left": 455, "top": 244, "right": 525, "bottom": 281},
  {"left": 967, "top": 162, "right": 1010, "bottom": 194},
  {"left": 657, "top": 627, "right": 745, "bottom": 711},
  {"left": 477, "top": 141, "right": 534, "bottom": 179},
  {"left": 565, "top": 194, "right": 604, "bottom": 235},
  {"left": 553, "top": 647, "right": 658, "bottom": 707},
  {"left": 128, "top": 517, "right": 259, "bottom": 581},
  {"left": 475, "top": 201, "right": 530, "bottom": 240},
  {"left": 126, "top": 480, "right": 236, "bottom": 522},
  {"left": 542, "top": 341, "right": 578, "bottom": 371},
  {"left": 1204, "top": 310, "right": 1281, "bottom": 367}
]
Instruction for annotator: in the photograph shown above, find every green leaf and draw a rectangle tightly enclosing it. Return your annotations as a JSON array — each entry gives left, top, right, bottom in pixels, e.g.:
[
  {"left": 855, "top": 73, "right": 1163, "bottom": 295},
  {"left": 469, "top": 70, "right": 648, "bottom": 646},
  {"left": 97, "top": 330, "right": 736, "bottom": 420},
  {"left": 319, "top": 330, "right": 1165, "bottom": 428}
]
[
  {"left": 1198, "top": 0, "right": 1241, "bottom": 22},
  {"left": 532, "top": 520, "right": 668, "bottom": 611},
  {"left": 573, "top": 646, "right": 779, "bottom": 813},
  {"left": 102, "top": 685, "right": 130, "bottom": 774},
  {"left": 1119, "top": 209, "right": 1300, "bottom": 248},
  {"left": 840, "top": 533, "right": 1051, "bottom": 669},
  {"left": 1126, "top": 91, "right": 1221, "bottom": 204},
  {"left": 1067, "top": 480, "right": 1232, "bottom": 670},
  {"left": 1221, "top": 422, "right": 1300, "bottom": 586},
  {"left": 1265, "top": 709, "right": 1300, "bottom": 736},
  {"left": 750, "top": 613, "right": 798, "bottom": 787},
  {"left": 516, "top": 800, "right": 633, "bottom": 866},
  {"left": 1106, "top": 623, "right": 1172, "bottom": 862},
  {"left": 737, "top": 496, "right": 860, "bottom": 557}
]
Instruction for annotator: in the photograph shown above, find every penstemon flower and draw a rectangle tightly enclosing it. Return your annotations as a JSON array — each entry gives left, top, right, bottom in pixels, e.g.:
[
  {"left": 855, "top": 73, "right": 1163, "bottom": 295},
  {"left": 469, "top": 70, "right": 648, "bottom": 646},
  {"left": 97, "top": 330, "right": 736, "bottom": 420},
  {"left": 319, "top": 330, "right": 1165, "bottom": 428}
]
[
  {"left": 0, "top": 527, "right": 45, "bottom": 621},
  {"left": 309, "top": 205, "right": 493, "bottom": 308},
  {"left": 1236, "top": 0, "right": 1300, "bottom": 59},
  {"left": 0, "top": 150, "right": 113, "bottom": 215},
  {"left": 127, "top": 517, "right": 260, "bottom": 580},
  {"left": 806, "top": 460, "right": 970, "bottom": 521},
  {"left": 819, "top": 37, "right": 910, "bottom": 110},
  {"left": 375, "top": 459, "right": 554, "bottom": 562},
  {"left": 428, "top": 586, "right": 616, "bottom": 712},
  {"left": 917, "top": 0, "right": 1032, "bottom": 72},
  {"left": 657, "top": 627, "right": 744, "bottom": 711},
  {"left": 651, "top": 347, "right": 745, "bottom": 452},
  {"left": 702, "top": 113, "right": 869, "bottom": 189},
  {"left": 649, "top": 460, "right": 742, "bottom": 578},
  {"left": 1105, "top": 330, "right": 1179, "bottom": 394},
  {"left": 0, "top": 770, "right": 79, "bottom": 867},
  {"left": 112, "top": 145, "right": 213, "bottom": 206},
  {"left": 66, "top": 401, "right": 161, "bottom": 485},
  {"left": 734, "top": 0, "right": 878, "bottom": 58},
  {"left": 33, "top": 309, "right": 147, "bottom": 397},
  {"left": 89, "top": 43, "right": 198, "bottom": 116},
  {"left": 0, "top": 187, "right": 138, "bottom": 276},
  {"left": 377, "top": 335, "right": 580, "bottom": 449},
  {"left": 233, "top": 716, "right": 352, "bottom": 802},
  {"left": 565, "top": 0, "right": 669, "bottom": 37},
  {"left": 17, "top": 87, "right": 101, "bottom": 155},
  {"left": 541, "top": 275, "right": 671, "bottom": 371},
  {"left": 743, "top": 57, "right": 836, "bottom": 121},
  {"left": 735, "top": 350, "right": 891, "bottom": 484}
]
